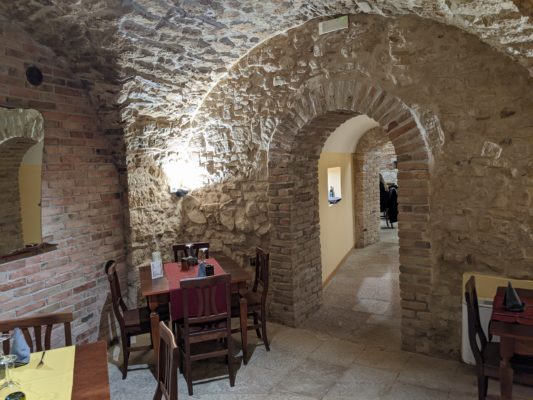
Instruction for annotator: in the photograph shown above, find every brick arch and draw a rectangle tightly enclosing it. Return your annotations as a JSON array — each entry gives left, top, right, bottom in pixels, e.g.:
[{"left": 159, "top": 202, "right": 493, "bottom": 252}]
[
  {"left": 0, "top": 108, "right": 44, "bottom": 145},
  {"left": 267, "top": 80, "right": 433, "bottom": 352}
]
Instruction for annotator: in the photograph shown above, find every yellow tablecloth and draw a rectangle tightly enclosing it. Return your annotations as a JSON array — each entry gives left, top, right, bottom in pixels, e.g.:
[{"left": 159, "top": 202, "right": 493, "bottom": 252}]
[{"left": 0, "top": 346, "right": 75, "bottom": 400}]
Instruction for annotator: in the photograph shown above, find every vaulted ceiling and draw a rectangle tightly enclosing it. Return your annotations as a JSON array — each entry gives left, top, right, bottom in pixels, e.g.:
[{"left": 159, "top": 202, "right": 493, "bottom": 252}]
[{"left": 1, "top": 0, "right": 532, "bottom": 127}]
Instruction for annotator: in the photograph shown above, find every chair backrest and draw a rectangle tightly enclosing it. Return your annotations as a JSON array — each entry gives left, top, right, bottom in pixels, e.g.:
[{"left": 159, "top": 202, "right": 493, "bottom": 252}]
[
  {"left": 105, "top": 260, "right": 128, "bottom": 332},
  {"left": 155, "top": 322, "right": 179, "bottom": 400},
  {"left": 253, "top": 247, "right": 270, "bottom": 303},
  {"left": 180, "top": 274, "right": 231, "bottom": 330},
  {"left": 464, "top": 275, "right": 487, "bottom": 365},
  {"left": 172, "top": 242, "right": 209, "bottom": 262},
  {"left": 0, "top": 312, "right": 73, "bottom": 353}
]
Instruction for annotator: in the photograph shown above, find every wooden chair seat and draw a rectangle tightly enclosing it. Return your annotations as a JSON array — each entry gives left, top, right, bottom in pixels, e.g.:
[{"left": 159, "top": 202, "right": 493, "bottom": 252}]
[
  {"left": 123, "top": 304, "right": 169, "bottom": 331},
  {"left": 123, "top": 308, "right": 151, "bottom": 333},
  {"left": 231, "top": 291, "right": 261, "bottom": 311}
]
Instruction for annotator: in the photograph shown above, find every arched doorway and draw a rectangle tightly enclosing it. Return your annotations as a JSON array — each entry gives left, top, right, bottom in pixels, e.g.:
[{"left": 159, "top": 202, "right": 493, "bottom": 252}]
[{"left": 267, "top": 79, "right": 433, "bottom": 352}]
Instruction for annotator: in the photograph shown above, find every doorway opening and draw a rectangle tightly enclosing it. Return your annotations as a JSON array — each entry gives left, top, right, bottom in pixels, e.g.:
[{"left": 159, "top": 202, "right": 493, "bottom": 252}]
[
  {"left": 311, "top": 114, "right": 401, "bottom": 348},
  {"left": 267, "top": 80, "right": 433, "bottom": 353}
]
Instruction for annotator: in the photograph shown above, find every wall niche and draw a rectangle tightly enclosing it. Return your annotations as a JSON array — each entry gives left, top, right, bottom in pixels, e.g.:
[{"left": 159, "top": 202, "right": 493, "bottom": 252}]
[{"left": 0, "top": 108, "right": 52, "bottom": 263}]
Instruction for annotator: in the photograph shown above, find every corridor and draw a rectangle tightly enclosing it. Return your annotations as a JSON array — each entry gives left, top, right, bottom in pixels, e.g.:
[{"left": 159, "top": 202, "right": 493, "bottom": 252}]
[{"left": 303, "top": 224, "right": 401, "bottom": 349}]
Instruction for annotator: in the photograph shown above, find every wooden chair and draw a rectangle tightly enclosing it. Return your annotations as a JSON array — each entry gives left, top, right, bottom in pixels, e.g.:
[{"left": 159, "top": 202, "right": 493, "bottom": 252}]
[
  {"left": 105, "top": 260, "right": 155, "bottom": 379},
  {"left": 174, "top": 274, "right": 235, "bottom": 395},
  {"left": 231, "top": 247, "right": 270, "bottom": 363},
  {"left": 172, "top": 242, "right": 209, "bottom": 262},
  {"left": 153, "top": 321, "right": 179, "bottom": 400},
  {"left": 0, "top": 312, "right": 73, "bottom": 354},
  {"left": 465, "top": 275, "right": 533, "bottom": 399}
]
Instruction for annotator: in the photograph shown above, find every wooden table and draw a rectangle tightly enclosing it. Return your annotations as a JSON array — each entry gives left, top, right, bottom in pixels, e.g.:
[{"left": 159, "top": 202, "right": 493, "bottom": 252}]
[
  {"left": 140, "top": 255, "right": 252, "bottom": 363},
  {"left": 490, "top": 287, "right": 533, "bottom": 400},
  {"left": 71, "top": 341, "right": 110, "bottom": 399}
]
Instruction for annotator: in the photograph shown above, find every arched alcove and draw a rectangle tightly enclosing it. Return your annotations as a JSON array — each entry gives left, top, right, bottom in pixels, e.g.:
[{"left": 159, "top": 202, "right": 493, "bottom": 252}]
[
  {"left": 267, "top": 79, "right": 433, "bottom": 353},
  {"left": 0, "top": 108, "right": 44, "bottom": 256}
]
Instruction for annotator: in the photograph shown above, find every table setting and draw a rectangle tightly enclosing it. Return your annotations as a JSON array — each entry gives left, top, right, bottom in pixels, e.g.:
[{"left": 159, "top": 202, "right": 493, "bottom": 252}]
[{"left": 0, "top": 330, "right": 75, "bottom": 400}]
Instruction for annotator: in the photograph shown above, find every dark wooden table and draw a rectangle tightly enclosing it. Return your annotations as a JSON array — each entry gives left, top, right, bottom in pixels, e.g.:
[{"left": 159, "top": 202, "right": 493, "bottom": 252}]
[
  {"left": 140, "top": 255, "right": 252, "bottom": 362},
  {"left": 73, "top": 341, "right": 110, "bottom": 399},
  {"left": 490, "top": 287, "right": 533, "bottom": 400}
]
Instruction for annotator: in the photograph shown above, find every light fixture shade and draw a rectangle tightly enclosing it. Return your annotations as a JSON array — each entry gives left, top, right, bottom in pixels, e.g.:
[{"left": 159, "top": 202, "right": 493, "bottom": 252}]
[{"left": 173, "top": 188, "right": 189, "bottom": 197}]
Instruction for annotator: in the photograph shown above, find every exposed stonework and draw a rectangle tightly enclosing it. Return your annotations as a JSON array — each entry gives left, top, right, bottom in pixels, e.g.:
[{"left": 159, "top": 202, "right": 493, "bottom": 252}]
[
  {"left": 0, "top": 108, "right": 44, "bottom": 145},
  {"left": 159, "top": 14, "right": 533, "bottom": 357},
  {"left": 1, "top": 0, "right": 533, "bottom": 132},
  {"left": 1, "top": 4, "right": 533, "bottom": 361},
  {"left": 513, "top": 0, "right": 533, "bottom": 17}
]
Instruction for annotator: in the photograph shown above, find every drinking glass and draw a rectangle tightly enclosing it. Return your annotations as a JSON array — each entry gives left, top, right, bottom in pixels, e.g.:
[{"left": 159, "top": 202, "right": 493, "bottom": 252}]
[
  {"left": 0, "top": 354, "right": 18, "bottom": 390},
  {"left": 0, "top": 334, "right": 19, "bottom": 391}
]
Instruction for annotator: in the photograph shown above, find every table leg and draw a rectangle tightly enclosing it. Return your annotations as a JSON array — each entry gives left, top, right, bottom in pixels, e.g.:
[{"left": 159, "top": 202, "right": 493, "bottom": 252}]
[
  {"left": 149, "top": 298, "right": 161, "bottom": 356},
  {"left": 240, "top": 296, "right": 248, "bottom": 364},
  {"left": 499, "top": 337, "right": 514, "bottom": 400}
]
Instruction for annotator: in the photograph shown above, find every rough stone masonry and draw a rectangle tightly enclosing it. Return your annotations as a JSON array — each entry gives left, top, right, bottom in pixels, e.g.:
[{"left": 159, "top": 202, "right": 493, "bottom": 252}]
[{"left": 0, "top": 1, "right": 532, "bottom": 358}]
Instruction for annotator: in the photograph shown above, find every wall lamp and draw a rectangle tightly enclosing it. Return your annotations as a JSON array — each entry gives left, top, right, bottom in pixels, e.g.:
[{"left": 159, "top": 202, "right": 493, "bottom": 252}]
[{"left": 171, "top": 187, "right": 189, "bottom": 198}]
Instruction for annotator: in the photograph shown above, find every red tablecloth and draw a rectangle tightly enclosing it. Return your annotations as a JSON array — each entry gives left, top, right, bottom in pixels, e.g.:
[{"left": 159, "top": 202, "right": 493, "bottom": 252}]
[
  {"left": 491, "top": 294, "right": 533, "bottom": 326},
  {"left": 165, "top": 258, "right": 227, "bottom": 321}
]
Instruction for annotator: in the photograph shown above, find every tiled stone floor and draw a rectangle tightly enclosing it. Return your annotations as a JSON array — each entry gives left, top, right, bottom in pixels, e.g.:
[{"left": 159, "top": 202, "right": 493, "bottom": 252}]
[{"left": 108, "top": 224, "right": 533, "bottom": 399}]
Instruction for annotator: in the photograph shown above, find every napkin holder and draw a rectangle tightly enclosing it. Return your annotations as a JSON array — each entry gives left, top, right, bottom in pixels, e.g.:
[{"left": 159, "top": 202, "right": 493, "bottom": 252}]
[
  {"left": 504, "top": 281, "right": 525, "bottom": 312},
  {"left": 181, "top": 256, "right": 195, "bottom": 271}
]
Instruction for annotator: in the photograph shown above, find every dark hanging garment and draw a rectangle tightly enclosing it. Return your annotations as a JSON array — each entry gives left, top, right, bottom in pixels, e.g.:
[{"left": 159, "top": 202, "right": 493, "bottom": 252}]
[
  {"left": 388, "top": 186, "right": 398, "bottom": 224},
  {"left": 379, "top": 180, "right": 388, "bottom": 212}
]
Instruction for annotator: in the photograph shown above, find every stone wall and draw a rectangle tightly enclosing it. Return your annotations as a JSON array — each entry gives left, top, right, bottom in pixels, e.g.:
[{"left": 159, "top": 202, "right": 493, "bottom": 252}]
[
  {"left": 133, "top": 14, "right": 533, "bottom": 358},
  {"left": 2, "top": 0, "right": 533, "bottom": 130},
  {"left": 0, "top": 23, "right": 126, "bottom": 344}
]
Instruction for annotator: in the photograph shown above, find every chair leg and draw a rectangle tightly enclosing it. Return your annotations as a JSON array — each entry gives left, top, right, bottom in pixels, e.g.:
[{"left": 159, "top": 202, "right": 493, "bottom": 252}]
[
  {"left": 185, "top": 349, "right": 193, "bottom": 395},
  {"left": 122, "top": 348, "right": 130, "bottom": 379},
  {"left": 227, "top": 337, "right": 235, "bottom": 387},
  {"left": 153, "top": 386, "right": 162, "bottom": 400},
  {"left": 239, "top": 305, "right": 248, "bottom": 365},
  {"left": 253, "top": 312, "right": 261, "bottom": 339},
  {"left": 476, "top": 373, "right": 487, "bottom": 400},
  {"left": 260, "top": 309, "right": 270, "bottom": 351}
]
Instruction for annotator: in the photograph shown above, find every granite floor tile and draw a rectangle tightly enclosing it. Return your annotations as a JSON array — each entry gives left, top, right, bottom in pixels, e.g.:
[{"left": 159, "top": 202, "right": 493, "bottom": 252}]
[{"left": 107, "top": 225, "right": 533, "bottom": 400}]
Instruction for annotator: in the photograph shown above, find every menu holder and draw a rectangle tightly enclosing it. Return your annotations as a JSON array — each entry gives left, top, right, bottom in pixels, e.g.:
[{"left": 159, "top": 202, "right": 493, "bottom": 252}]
[{"left": 151, "top": 260, "right": 163, "bottom": 279}]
